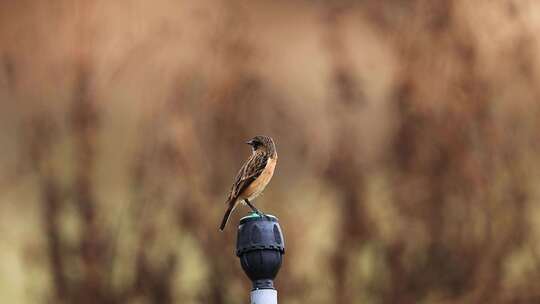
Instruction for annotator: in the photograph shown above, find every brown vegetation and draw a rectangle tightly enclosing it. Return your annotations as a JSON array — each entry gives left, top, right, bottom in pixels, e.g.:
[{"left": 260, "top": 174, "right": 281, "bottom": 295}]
[{"left": 1, "top": 0, "right": 540, "bottom": 303}]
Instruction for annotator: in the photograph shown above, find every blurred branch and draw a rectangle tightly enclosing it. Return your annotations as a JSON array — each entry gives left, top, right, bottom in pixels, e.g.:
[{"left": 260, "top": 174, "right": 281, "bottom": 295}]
[{"left": 70, "top": 64, "right": 106, "bottom": 303}]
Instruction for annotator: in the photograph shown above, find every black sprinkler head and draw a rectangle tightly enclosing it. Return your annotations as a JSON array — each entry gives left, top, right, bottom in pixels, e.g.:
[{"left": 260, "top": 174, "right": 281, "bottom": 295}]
[{"left": 236, "top": 213, "right": 285, "bottom": 290}]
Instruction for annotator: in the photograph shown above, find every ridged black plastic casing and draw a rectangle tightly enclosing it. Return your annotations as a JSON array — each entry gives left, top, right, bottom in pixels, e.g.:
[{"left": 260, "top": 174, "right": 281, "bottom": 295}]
[{"left": 236, "top": 214, "right": 285, "bottom": 290}]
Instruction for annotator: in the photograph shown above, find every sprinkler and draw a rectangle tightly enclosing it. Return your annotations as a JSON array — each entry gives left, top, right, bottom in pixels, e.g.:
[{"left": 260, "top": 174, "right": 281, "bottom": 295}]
[{"left": 236, "top": 213, "right": 285, "bottom": 304}]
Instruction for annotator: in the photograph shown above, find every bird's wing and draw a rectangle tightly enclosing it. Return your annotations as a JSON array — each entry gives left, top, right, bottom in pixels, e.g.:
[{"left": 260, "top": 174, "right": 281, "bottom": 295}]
[{"left": 226, "top": 153, "right": 268, "bottom": 204}]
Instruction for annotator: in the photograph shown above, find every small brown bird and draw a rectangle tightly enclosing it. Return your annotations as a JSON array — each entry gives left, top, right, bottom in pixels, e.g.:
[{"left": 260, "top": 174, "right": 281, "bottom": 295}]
[{"left": 219, "top": 135, "right": 278, "bottom": 231}]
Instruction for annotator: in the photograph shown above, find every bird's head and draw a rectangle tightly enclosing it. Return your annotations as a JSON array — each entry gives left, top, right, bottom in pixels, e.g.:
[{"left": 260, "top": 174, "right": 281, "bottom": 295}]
[{"left": 246, "top": 135, "right": 276, "bottom": 156}]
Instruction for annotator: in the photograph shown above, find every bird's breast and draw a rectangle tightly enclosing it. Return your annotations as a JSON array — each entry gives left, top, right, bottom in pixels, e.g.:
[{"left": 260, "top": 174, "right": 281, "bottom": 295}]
[{"left": 242, "top": 157, "right": 277, "bottom": 200}]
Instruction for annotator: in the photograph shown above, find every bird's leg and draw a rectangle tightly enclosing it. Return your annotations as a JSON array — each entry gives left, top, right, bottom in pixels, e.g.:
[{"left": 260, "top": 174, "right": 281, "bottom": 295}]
[{"left": 244, "top": 199, "right": 264, "bottom": 217}]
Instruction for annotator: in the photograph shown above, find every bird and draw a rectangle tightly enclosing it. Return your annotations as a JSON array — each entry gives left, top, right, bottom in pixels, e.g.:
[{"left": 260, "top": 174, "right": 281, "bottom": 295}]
[{"left": 219, "top": 135, "right": 278, "bottom": 231}]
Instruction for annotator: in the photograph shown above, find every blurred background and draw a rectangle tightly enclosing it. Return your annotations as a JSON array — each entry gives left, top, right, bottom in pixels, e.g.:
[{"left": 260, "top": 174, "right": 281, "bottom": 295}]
[{"left": 1, "top": 0, "right": 540, "bottom": 303}]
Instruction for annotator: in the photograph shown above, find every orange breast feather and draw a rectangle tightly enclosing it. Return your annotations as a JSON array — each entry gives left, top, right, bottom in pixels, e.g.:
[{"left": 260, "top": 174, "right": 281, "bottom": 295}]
[{"left": 241, "top": 157, "right": 277, "bottom": 200}]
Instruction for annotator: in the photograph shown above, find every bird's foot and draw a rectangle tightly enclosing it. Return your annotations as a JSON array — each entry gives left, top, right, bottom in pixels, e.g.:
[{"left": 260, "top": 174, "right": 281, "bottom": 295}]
[{"left": 244, "top": 199, "right": 271, "bottom": 220}]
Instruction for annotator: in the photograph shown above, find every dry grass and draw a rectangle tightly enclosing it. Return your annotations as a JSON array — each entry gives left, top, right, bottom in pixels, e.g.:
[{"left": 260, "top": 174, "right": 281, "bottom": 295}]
[{"left": 1, "top": 0, "right": 540, "bottom": 303}]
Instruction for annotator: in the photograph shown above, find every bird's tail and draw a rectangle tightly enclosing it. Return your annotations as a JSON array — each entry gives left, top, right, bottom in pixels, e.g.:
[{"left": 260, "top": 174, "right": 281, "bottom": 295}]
[{"left": 219, "top": 200, "right": 237, "bottom": 231}]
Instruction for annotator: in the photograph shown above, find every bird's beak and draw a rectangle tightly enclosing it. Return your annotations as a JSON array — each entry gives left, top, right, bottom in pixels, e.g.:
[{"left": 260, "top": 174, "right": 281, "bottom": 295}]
[{"left": 245, "top": 139, "right": 254, "bottom": 146}]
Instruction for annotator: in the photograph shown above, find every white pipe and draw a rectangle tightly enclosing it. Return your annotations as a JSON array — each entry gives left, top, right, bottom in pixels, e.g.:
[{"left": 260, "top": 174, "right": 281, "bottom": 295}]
[{"left": 250, "top": 289, "right": 277, "bottom": 304}]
